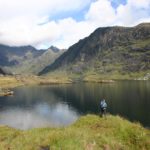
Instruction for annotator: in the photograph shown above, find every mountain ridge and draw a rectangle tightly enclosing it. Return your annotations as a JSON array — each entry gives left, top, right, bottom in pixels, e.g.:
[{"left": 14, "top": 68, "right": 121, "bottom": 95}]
[
  {"left": 0, "top": 44, "right": 64, "bottom": 75},
  {"left": 39, "top": 23, "right": 150, "bottom": 79}
]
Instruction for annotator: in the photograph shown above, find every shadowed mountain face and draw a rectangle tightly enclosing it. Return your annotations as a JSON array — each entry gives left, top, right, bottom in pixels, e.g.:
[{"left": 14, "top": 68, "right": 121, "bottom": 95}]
[
  {"left": 39, "top": 23, "right": 150, "bottom": 76},
  {"left": 0, "top": 45, "right": 42, "bottom": 66},
  {"left": 0, "top": 67, "right": 6, "bottom": 75},
  {"left": 0, "top": 45, "right": 64, "bottom": 75}
]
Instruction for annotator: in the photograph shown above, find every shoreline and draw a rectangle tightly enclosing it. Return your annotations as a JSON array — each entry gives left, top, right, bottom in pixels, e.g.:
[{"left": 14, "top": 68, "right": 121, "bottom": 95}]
[
  {"left": 0, "top": 75, "right": 149, "bottom": 97},
  {"left": 1, "top": 75, "right": 150, "bottom": 89}
]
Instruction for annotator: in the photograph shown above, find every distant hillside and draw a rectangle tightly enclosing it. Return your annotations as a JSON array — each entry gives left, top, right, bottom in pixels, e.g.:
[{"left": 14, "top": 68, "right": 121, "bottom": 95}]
[
  {"left": 0, "top": 45, "right": 64, "bottom": 75},
  {"left": 39, "top": 23, "right": 150, "bottom": 79}
]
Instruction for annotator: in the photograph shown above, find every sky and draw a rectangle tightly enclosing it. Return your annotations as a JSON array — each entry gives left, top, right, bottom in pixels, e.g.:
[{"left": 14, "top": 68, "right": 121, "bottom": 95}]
[{"left": 0, "top": 0, "right": 150, "bottom": 49}]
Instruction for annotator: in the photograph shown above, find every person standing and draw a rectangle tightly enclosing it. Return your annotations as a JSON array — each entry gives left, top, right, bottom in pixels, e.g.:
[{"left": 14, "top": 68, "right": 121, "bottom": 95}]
[{"left": 100, "top": 99, "right": 107, "bottom": 118}]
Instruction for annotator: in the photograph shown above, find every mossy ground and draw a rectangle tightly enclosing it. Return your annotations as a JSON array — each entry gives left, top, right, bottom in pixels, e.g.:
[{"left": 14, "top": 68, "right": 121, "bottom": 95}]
[{"left": 0, "top": 115, "right": 149, "bottom": 150}]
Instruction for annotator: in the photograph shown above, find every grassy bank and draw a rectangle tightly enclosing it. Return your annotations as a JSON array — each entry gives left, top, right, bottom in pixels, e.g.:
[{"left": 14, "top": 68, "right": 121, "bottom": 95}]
[
  {"left": 0, "top": 76, "right": 23, "bottom": 89},
  {"left": 45, "top": 70, "right": 150, "bottom": 83},
  {"left": 82, "top": 70, "right": 150, "bottom": 81},
  {"left": 0, "top": 115, "right": 149, "bottom": 150},
  {"left": 0, "top": 75, "right": 72, "bottom": 89}
]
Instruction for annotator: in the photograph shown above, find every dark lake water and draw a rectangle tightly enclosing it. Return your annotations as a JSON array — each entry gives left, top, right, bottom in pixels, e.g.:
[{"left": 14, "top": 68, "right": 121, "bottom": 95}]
[{"left": 0, "top": 81, "right": 150, "bottom": 129}]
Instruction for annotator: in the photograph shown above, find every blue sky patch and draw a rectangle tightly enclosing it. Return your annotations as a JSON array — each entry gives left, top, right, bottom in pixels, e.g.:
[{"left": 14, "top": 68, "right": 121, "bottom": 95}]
[{"left": 111, "top": 0, "right": 126, "bottom": 8}]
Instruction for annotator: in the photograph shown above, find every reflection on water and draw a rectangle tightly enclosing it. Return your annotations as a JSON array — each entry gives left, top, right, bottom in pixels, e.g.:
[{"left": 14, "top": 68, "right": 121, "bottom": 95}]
[
  {"left": 0, "top": 103, "right": 78, "bottom": 129},
  {"left": 0, "top": 86, "right": 79, "bottom": 129},
  {"left": 0, "top": 81, "right": 150, "bottom": 129}
]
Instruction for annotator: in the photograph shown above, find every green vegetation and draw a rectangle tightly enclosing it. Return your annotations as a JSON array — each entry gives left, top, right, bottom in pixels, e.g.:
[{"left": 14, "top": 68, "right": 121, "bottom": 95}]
[
  {"left": 0, "top": 115, "right": 149, "bottom": 150},
  {"left": 82, "top": 70, "right": 150, "bottom": 81},
  {"left": 45, "top": 69, "right": 150, "bottom": 84}
]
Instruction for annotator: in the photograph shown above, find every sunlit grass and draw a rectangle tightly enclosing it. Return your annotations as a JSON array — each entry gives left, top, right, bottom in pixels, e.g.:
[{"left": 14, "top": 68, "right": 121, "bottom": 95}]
[
  {"left": 0, "top": 75, "right": 72, "bottom": 90},
  {"left": 0, "top": 76, "right": 22, "bottom": 88},
  {"left": 0, "top": 115, "right": 149, "bottom": 150}
]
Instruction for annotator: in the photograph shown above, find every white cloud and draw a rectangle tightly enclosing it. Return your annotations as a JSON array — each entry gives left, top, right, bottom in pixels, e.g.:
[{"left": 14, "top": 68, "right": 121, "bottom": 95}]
[
  {"left": 128, "top": 0, "right": 150, "bottom": 8},
  {"left": 0, "top": 0, "right": 91, "bottom": 20},
  {"left": 52, "top": 18, "right": 95, "bottom": 48},
  {"left": 85, "top": 0, "right": 116, "bottom": 27},
  {"left": 0, "top": 0, "right": 92, "bottom": 48},
  {"left": 116, "top": 0, "right": 150, "bottom": 26},
  {"left": 0, "top": 0, "right": 150, "bottom": 49},
  {"left": 85, "top": 0, "right": 150, "bottom": 27},
  {"left": 0, "top": 17, "right": 60, "bottom": 47}
]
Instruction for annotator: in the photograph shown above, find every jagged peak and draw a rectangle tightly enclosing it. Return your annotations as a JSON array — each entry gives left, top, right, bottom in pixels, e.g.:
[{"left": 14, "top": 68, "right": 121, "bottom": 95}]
[{"left": 49, "top": 46, "right": 60, "bottom": 53}]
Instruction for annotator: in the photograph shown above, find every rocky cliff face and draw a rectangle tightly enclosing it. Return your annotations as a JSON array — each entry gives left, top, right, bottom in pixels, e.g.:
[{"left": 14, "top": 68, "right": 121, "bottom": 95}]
[{"left": 39, "top": 23, "right": 150, "bottom": 77}]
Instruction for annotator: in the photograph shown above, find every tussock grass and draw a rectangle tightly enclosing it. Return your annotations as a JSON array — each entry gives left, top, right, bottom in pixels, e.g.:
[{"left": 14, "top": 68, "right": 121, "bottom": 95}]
[
  {"left": 0, "top": 115, "right": 149, "bottom": 150},
  {"left": 0, "top": 76, "right": 22, "bottom": 89}
]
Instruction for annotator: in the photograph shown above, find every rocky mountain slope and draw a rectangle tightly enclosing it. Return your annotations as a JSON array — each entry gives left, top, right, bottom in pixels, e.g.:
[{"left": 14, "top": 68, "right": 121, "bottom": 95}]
[
  {"left": 0, "top": 67, "right": 6, "bottom": 75},
  {"left": 0, "top": 45, "right": 64, "bottom": 75},
  {"left": 39, "top": 23, "right": 150, "bottom": 79}
]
